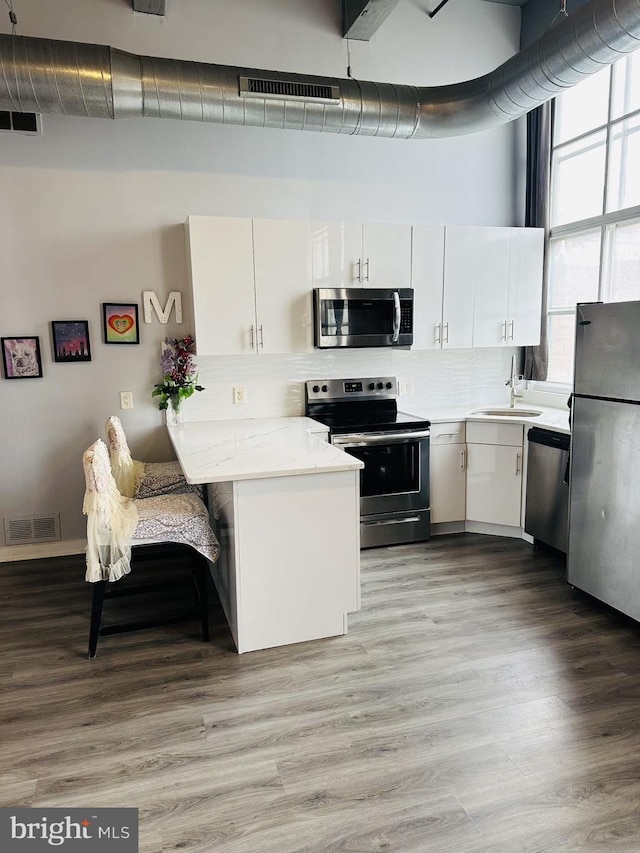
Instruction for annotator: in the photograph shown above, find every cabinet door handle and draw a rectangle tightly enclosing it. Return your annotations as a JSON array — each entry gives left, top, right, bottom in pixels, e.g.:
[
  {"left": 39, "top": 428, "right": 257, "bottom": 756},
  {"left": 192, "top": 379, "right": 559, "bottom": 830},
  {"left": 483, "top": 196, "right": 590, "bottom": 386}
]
[
  {"left": 460, "top": 449, "right": 466, "bottom": 470},
  {"left": 435, "top": 323, "right": 441, "bottom": 345},
  {"left": 258, "top": 324, "right": 264, "bottom": 349},
  {"left": 515, "top": 452, "right": 521, "bottom": 476},
  {"left": 249, "top": 324, "right": 255, "bottom": 350},
  {"left": 509, "top": 320, "right": 515, "bottom": 341},
  {"left": 392, "top": 291, "right": 401, "bottom": 343},
  {"left": 443, "top": 322, "right": 449, "bottom": 344},
  {"left": 356, "top": 259, "right": 361, "bottom": 282},
  {"left": 501, "top": 320, "right": 507, "bottom": 342},
  {"left": 364, "top": 258, "right": 370, "bottom": 282}
]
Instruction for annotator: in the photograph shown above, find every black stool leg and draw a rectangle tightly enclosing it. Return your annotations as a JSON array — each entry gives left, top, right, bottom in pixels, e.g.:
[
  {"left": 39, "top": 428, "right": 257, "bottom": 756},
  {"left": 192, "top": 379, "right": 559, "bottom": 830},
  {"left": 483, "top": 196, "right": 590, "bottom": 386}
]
[
  {"left": 194, "top": 559, "right": 210, "bottom": 643},
  {"left": 88, "top": 580, "right": 106, "bottom": 659}
]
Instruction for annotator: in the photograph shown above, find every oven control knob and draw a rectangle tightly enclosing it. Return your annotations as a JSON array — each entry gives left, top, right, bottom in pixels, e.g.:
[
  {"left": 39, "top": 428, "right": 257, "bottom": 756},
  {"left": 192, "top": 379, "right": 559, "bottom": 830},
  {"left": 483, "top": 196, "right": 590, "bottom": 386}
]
[
  {"left": 322, "top": 384, "right": 328, "bottom": 393},
  {"left": 312, "top": 385, "right": 320, "bottom": 394},
  {"left": 368, "top": 382, "right": 375, "bottom": 391},
  {"left": 377, "top": 382, "right": 384, "bottom": 390},
  {"left": 386, "top": 382, "right": 392, "bottom": 389}
]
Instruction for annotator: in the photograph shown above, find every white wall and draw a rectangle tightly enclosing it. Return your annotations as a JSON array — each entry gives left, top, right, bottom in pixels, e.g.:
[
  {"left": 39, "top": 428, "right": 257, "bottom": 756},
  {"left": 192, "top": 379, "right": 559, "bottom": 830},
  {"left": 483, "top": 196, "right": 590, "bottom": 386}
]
[{"left": 0, "top": 0, "right": 524, "bottom": 558}]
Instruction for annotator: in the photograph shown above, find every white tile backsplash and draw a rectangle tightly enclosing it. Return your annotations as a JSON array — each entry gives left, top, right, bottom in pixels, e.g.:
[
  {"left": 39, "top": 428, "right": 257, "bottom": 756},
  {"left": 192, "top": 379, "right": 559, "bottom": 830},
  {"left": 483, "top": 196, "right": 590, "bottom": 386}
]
[{"left": 185, "top": 347, "right": 518, "bottom": 422}]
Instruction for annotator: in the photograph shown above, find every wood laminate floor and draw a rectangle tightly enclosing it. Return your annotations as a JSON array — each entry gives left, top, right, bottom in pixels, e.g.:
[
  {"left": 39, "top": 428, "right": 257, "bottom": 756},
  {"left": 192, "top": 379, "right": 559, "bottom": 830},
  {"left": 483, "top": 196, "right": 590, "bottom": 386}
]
[{"left": 3, "top": 534, "right": 640, "bottom": 852}]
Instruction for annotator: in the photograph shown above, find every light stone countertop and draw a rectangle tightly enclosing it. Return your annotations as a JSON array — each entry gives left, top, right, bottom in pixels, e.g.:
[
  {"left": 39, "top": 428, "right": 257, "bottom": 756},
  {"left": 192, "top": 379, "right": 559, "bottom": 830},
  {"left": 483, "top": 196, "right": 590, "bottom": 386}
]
[
  {"left": 167, "top": 416, "right": 363, "bottom": 484},
  {"left": 402, "top": 404, "right": 571, "bottom": 435}
]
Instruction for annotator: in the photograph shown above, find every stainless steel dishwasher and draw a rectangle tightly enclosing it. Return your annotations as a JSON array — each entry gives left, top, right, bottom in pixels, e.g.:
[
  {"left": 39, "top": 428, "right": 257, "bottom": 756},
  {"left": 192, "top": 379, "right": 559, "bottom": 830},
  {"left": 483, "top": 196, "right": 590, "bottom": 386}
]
[{"left": 524, "top": 427, "right": 570, "bottom": 554}]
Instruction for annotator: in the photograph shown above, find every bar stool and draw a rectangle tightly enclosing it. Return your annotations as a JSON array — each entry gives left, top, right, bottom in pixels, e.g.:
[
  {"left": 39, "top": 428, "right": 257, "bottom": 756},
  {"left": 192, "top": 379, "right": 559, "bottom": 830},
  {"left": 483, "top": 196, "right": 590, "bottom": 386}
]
[
  {"left": 105, "top": 415, "right": 202, "bottom": 500},
  {"left": 82, "top": 439, "right": 219, "bottom": 659}
]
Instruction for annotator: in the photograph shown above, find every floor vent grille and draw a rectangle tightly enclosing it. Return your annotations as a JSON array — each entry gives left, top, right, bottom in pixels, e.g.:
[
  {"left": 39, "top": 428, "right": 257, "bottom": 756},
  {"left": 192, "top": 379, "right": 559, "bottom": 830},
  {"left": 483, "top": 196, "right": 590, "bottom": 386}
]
[
  {"left": 4, "top": 514, "right": 61, "bottom": 545},
  {"left": 239, "top": 76, "right": 340, "bottom": 103},
  {"left": 0, "top": 111, "right": 41, "bottom": 135}
]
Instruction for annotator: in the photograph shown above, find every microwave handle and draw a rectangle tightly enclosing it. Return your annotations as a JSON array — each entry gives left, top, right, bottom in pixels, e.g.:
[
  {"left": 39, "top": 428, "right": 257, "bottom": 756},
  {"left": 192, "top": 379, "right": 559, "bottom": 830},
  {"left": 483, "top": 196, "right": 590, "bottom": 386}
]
[{"left": 392, "top": 291, "right": 401, "bottom": 342}]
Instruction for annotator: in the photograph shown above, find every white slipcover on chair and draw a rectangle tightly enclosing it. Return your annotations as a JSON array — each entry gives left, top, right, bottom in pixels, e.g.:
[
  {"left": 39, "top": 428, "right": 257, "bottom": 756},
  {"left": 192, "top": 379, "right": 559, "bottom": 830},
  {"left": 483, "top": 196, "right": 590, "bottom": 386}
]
[
  {"left": 82, "top": 439, "right": 219, "bottom": 658},
  {"left": 105, "top": 415, "right": 202, "bottom": 500}
]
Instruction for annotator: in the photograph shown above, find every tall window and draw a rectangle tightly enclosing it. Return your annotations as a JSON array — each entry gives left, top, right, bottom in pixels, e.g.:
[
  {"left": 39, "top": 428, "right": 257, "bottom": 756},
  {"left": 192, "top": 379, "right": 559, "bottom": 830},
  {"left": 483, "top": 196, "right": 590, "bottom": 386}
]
[{"left": 546, "top": 50, "right": 640, "bottom": 385}]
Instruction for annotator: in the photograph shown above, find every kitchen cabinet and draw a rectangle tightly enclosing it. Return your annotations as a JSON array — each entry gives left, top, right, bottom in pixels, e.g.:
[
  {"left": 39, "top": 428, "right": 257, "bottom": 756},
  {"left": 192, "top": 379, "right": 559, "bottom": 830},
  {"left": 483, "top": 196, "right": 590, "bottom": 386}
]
[
  {"left": 252, "top": 218, "right": 314, "bottom": 353},
  {"left": 168, "top": 418, "right": 361, "bottom": 655},
  {"left": 506, "top": 227, "right": 545, "bottom": 346},
  {"left": 466, "top": 422, "right": 524, "bottom": 528},
  {"left": 413, "top": 226, "right": 544, "bottom": 351},
  {"left": 186, "top": 215, "right": 313, "bottom": 355},
  {"left": 413, "top": 225, "right": 475, "bottom": 349},
  {"left": 429, "top": 422, "right": 466, "bottom": 524},
  {"left": 311, "top": 220, "right": 412, "bottom": 289},
  {"left": 219, "top": 470, "right": 360, "bottom": 653},
  {"left": 469, "top": 227, "right": 544, "bottom": 348}
]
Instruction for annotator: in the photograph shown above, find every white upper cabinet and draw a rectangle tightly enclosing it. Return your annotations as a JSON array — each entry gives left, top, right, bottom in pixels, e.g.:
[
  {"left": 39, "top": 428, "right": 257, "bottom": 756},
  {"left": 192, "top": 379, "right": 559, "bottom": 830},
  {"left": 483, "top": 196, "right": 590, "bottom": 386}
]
[
  {"left": 411, "top": 225, "right": 445, "bottom": 349},
  {"left": 186, "top": 216, "right": 256, "bottom": 355},
  {"left": 311, "top": 221, "right": 412, "bottom": 289},
  {"left": 362, "top": 223, "right": 413, "bottom": 288},
  {"left": 465, "top": 226, "right": 512, "bottom": 348},
  {"left": 507, "top": 227, "right": 545, "bottom": 346},
  {"left": 471, "top": 227, "right": 544, "bottom": 347},
  {"left": 186, "top": 216, "right": 313, "bottom": 355},
  {"left": 442, "top": 228, "right": 477, "bottom": 349},
  {"left": 253, "top": 219, "right": 313, "bottom": 354},
  {"left": 187, "top": 217, "right": 543, "bottom": 356},
  {"left": 311, "top": 221, "right": 362, "bottom": 288}
]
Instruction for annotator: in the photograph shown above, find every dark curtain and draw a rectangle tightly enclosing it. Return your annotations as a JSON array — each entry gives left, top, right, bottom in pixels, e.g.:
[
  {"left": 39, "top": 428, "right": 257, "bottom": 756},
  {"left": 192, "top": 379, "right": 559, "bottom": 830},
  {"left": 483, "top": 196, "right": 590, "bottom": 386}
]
[{"left": 523, "top": 101, "right": 552, "bottom": 381}]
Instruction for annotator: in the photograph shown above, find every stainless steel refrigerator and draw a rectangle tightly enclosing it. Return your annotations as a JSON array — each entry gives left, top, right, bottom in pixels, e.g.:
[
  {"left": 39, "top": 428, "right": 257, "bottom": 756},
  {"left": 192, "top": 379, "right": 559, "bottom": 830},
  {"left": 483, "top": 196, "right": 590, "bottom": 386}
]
[{"left": 567, "top": 300, "right": 640, "bottom": 620}]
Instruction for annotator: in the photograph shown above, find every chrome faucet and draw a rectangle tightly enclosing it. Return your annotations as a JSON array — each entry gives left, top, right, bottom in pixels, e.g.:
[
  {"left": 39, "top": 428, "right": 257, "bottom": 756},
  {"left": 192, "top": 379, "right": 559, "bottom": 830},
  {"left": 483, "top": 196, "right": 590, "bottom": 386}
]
[{"left": 506, "top": 354, "right": 524, "bottom": 408}]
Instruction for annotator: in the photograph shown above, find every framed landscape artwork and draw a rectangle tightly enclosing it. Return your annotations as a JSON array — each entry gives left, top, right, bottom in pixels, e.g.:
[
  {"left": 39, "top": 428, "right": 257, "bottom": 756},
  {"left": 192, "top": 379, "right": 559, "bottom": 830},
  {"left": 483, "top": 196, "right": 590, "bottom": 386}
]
[
  {"left": 51, "top": 320, "right": 91, "bottom": 362},
  {"left": 103, "top": 302, "right": 140, "bottom": 345},
  {"left": 1, "top": 336, "right": 43, "bottom": 379}
]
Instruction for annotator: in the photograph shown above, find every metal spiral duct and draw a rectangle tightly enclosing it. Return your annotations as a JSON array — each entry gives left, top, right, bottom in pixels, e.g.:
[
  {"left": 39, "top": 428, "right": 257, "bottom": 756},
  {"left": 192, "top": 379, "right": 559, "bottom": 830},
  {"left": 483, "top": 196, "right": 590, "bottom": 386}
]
[{"left": 0, "top": 0, "right": 639, "bottom": 139}]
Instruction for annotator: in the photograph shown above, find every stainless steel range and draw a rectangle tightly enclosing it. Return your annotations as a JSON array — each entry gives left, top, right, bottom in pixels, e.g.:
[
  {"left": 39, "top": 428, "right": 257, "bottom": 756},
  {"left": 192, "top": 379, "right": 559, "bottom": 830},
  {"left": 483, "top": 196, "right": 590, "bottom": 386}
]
[{"left": 305, "top": 376, "right": 430, "bottom": 549}]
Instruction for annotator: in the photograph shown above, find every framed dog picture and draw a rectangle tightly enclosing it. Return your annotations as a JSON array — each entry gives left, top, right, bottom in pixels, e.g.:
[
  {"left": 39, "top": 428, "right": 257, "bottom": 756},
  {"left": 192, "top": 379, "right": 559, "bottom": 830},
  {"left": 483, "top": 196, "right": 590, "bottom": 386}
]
[
  {"left": 1, "top": 336, "right": 43, "bottom": 379},
  {"left": 51, "top": 320, "right": 91, "bottom": 362},
  {"left": 102, "top": 303, "right": 140, "bottom": 345}
]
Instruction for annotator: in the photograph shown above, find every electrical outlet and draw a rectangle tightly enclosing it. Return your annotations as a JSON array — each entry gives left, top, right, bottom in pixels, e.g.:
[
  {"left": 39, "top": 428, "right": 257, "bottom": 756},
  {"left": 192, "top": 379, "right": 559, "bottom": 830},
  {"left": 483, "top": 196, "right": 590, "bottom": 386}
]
[
  {"left": 120, "top": 391, "right": 134, "bottom": 410},
  {"left": 233, "top": 386, "right": 245, "bottom": 405},
  {"left": 398, "top": 381, "right": 413, "bottom": 396}
]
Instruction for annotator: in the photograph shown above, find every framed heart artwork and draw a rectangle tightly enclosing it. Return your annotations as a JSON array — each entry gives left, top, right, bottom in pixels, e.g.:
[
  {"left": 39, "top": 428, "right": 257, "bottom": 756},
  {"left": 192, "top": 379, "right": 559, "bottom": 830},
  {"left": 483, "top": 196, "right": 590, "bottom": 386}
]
[{"left": 102, "top": 303, "right": 140, "bottom": 345}]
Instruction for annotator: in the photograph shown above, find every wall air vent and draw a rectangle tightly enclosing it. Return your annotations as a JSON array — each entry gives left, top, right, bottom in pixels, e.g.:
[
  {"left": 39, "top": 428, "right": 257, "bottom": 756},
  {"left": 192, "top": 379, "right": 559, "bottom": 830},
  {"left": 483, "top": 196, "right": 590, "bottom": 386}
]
[
  {"left": 4, "top": 514, "right": 61, "bottom": 545},
  {"left": 0, "top": 110, "right": 41, "bottom": 135},
  {"left": 239, "top": 76, "right": 340, "bottom": 104}
]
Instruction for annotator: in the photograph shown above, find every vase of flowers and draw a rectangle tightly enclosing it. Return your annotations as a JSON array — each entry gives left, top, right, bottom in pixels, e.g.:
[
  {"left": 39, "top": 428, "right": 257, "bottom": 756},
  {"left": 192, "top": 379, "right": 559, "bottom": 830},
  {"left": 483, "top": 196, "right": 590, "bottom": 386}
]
[{"left": 152, "top": 335, "right": 204, "bottom": 427}]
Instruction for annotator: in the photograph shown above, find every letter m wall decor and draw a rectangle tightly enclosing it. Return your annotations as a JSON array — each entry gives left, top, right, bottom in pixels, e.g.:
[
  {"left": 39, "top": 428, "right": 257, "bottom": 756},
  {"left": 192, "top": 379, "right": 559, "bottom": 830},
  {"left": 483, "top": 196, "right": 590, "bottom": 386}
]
[{"left": 143, "top": 291, "right": 183, "bottom": 324}]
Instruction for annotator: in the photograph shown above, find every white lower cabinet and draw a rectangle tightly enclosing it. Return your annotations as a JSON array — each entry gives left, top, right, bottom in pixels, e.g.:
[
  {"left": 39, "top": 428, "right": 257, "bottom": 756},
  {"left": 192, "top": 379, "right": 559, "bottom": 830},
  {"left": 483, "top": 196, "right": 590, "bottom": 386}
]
[
  {"left": 429, "top": 422, "right": 466, "bottom": 523},
  {"left": 465, "top": 422, "right": 524, "bottom": 528}
]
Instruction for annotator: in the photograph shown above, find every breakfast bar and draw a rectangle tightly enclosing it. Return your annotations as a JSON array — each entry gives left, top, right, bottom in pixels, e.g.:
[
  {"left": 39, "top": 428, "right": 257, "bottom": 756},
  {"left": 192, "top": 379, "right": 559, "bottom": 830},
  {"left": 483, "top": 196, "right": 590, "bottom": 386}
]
[{"left": 167, "top": 417, "right": 363, "bottom": 653}]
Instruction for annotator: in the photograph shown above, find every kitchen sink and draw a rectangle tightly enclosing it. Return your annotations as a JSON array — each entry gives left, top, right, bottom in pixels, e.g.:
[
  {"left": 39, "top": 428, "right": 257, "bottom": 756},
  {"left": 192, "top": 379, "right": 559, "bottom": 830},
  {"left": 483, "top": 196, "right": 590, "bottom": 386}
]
[{"left": 471, "top": 408, "right": 543, "bottom": 418}]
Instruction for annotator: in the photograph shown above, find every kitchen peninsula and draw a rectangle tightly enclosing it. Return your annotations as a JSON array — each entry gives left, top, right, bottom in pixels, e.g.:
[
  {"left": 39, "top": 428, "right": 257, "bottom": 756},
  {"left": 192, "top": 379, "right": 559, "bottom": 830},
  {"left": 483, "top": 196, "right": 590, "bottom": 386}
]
[{"left": 168, "top": 417, "right": 363, "bottom": 653}]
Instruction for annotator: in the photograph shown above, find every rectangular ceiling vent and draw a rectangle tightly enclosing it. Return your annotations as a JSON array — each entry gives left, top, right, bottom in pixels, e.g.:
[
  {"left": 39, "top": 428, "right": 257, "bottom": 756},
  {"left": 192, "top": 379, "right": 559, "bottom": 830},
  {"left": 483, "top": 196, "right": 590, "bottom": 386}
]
[
  {"left": 4, "top": 514, "right": 61, "bottom": 546},
  {"left": 239, "top": 76, "right": 340, "bottom": 104},
  {"left": 0, "top": 111, "right": 42, "bottom": 136}
]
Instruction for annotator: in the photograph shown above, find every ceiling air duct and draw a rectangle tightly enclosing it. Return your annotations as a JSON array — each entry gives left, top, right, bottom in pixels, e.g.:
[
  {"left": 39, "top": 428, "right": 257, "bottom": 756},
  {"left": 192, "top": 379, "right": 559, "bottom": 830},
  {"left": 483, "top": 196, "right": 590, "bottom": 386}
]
[{"left": 0, "top": 0, "right": 639, "bottom": 139}]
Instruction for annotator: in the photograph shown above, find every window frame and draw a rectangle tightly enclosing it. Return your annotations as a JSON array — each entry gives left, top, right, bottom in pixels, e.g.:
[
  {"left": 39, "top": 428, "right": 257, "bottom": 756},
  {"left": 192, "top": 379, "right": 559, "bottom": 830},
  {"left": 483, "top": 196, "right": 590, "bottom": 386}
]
[{"left": 536, "top": 55, "right": 640, "bottom": 392}]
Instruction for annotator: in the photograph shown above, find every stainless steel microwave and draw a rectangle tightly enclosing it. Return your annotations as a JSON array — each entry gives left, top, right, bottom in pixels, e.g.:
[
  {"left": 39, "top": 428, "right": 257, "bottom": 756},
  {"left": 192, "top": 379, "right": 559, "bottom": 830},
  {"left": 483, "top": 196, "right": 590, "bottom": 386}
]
[{"left": 313, "top": 288, "right": 414, "bottom": 349}]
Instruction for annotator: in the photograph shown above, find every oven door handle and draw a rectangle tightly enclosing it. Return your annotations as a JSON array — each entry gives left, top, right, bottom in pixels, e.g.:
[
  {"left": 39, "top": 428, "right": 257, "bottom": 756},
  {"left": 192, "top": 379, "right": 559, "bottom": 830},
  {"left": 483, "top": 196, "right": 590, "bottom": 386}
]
[
  {"left": 392, "top": 290, "right": 401, "bottom": 342},
  {"left": 333, "top": 430, "right": 430, "bottom": 447}
]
